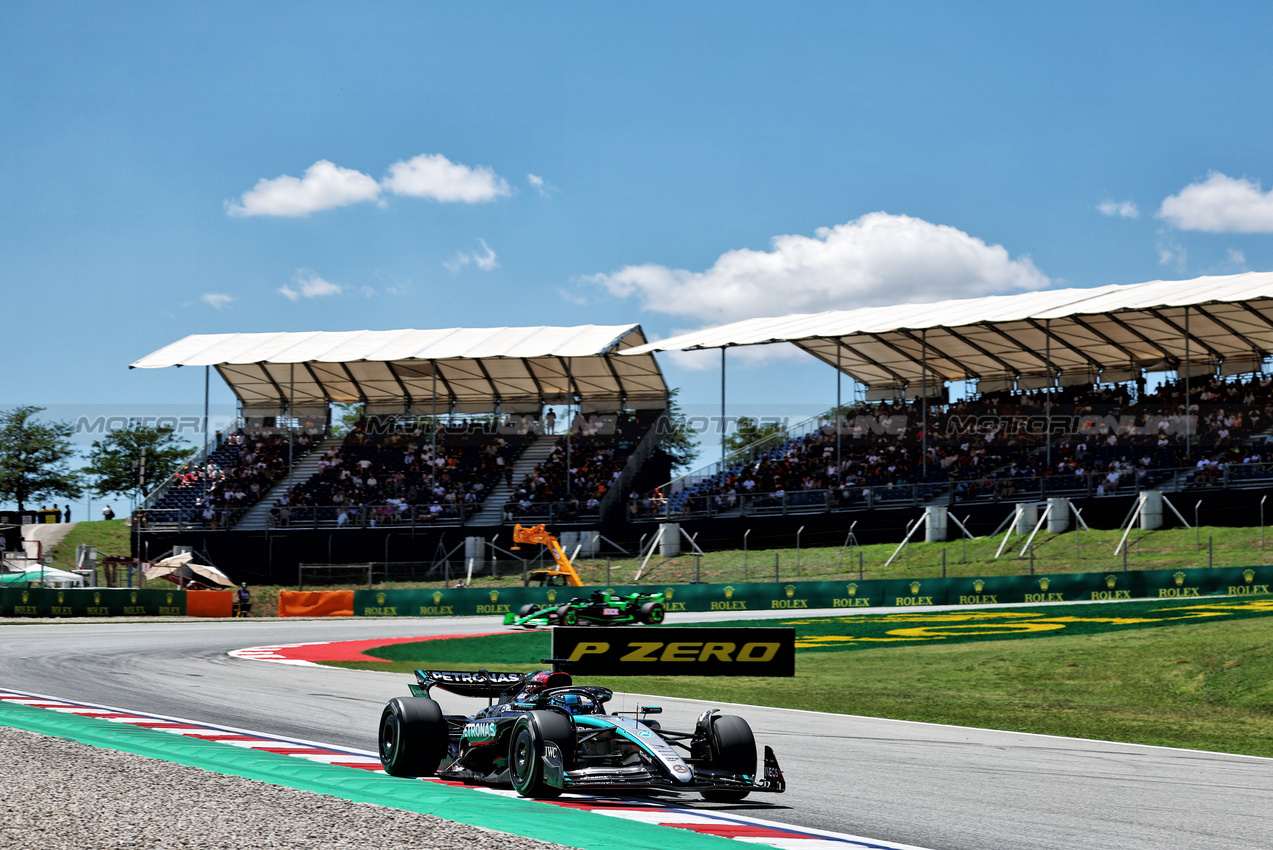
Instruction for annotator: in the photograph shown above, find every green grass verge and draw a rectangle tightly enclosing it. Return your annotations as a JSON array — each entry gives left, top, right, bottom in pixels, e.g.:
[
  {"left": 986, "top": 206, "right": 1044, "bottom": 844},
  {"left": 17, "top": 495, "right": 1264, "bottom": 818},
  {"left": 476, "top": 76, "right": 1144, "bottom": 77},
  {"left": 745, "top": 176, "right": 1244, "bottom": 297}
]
[
  {"left": 45, "top": 519, "right": 131, "bottom": 574},
  {"left": 328, "top": 598, "right": 1273, "bottom": 758}
]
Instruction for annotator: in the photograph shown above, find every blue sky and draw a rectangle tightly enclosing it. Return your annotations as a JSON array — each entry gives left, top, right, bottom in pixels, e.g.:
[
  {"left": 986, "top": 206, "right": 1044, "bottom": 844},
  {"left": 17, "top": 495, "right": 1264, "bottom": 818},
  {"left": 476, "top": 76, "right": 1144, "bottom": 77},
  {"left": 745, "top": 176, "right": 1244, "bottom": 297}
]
[{"left": 5, "top": 2, "right": 1273, "bottom": 495}]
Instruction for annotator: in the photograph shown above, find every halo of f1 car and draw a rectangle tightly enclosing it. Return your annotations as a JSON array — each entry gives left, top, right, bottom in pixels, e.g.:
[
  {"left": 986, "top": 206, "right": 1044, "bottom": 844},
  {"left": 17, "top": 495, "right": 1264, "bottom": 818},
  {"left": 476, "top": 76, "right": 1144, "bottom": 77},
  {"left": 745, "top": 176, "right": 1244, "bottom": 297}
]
[{"left": 377, "top": 664, "right": 786, "bottom": 800}]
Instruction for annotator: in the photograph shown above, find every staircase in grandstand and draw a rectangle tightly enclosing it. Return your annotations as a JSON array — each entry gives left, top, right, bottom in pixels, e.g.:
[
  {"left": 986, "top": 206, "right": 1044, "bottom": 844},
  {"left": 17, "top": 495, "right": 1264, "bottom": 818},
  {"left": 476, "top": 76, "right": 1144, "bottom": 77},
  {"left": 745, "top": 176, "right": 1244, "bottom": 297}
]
[
  {"left": 233, "top": 436, "right": 345, "bottom": 530},
  {"left": 469, "top": 436, "right": 558, "bottom": 525}
]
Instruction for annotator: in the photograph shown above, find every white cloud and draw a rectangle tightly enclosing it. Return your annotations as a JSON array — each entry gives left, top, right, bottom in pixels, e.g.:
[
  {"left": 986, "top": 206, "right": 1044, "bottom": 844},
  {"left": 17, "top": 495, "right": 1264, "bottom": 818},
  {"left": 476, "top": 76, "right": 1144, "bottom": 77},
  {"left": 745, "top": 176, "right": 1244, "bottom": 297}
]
[
  {"left": 587, "top": 212, "right": 1049, "bottom": 324},
  {"left": 278, "top": 269, "right": 343, "bottom": 301},
  {"left": 226, "top": 160, "right": 382, "bottom": 217},
  {"left": 1228, "top": 248, "right": 1247, "bottom": 269},
  {"left": 382, "top": 153, "right": 510, "bottom": 203},
  {"left": 444, "top": 239, "right": 499, "bottom": 273},
  {"left": 1156, "top": 230, "right": 1187, "bottom": 271},
  {"left": 201, "top": 293, "right": 233, "bottom": 309},
  {"left": 1097, "top": 199, "right": 1139, "bottom": 219},
  {"left": 527, "top": 173, "right": 555, "bottom": 196},
  {"left": 1158, "top": 172, "right": 1273, "bottom": 232}
]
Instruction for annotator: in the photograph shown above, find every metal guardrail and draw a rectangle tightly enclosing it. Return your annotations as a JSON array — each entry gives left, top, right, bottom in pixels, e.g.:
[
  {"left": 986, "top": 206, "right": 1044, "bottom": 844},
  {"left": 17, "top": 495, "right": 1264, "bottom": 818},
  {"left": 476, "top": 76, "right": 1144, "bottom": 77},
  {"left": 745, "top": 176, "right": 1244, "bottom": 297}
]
[
  {"left": 629, "top": 462, "right": 1273, "bottom": 522},
  {"left": 137, "top": 502, "right": 474, "bottom": 531}
]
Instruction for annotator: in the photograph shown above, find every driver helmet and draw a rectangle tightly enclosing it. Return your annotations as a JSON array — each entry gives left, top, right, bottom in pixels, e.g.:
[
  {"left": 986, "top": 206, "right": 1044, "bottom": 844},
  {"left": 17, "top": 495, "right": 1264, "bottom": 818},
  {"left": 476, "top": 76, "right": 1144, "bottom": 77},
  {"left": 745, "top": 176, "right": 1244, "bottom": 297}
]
[
  {"left": 517, "top": 670, "right": 572, "bottom": 699},
  {"left": 554, "top": 693, "right": 587, "bottom": 715}
]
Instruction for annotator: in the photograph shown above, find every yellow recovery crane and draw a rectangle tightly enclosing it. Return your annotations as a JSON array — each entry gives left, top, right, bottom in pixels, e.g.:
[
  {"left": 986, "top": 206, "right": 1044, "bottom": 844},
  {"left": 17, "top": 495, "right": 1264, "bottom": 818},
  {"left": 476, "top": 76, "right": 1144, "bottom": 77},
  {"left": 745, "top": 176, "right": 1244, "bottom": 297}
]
[{"left": 512, "top": 523, "right": 584, "bottom": 587}]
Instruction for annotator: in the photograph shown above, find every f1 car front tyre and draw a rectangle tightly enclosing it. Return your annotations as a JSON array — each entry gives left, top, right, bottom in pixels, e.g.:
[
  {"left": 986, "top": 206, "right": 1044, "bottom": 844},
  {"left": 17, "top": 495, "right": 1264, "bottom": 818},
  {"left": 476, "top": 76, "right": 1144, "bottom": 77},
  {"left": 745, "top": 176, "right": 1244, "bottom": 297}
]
[
  {"left": 700, "top": 714, "right": 757, "bottom": 802},
  {"left": 518, "top": 604, "right": 540, "bottom": 618},
  {"left": 379, "top": 697, "right": 448, "bottom": 777},
  {"left": 509, "top": 710, "right": 574, "bottom": 798},
  {"left": 558, "top": 607, "right": 579, "bottom": 626},
  {"left": 639, "top": 602, "right": 666, "bottom": 624}
]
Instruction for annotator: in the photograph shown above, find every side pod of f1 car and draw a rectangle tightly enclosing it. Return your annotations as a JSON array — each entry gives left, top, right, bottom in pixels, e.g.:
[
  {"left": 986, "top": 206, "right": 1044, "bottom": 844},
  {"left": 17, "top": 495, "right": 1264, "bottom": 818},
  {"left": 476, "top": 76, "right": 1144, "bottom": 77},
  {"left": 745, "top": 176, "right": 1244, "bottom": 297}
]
[{"left": 377, "top": 667, "right": 785, "bottom": 800}]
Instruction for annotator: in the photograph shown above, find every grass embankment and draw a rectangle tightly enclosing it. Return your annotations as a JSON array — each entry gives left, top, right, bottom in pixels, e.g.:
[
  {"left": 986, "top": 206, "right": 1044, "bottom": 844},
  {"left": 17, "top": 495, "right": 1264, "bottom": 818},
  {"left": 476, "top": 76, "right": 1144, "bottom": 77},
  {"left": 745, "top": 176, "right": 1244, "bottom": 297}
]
[
  {"left": 45, "top": 520, "right": 131, "bottom": 573},
  {"left": 331, "top": 597, "right": 1273, "bottom": 757},
  {"left": 46, "top": 522, "right": 1272, "bottom": 618}
]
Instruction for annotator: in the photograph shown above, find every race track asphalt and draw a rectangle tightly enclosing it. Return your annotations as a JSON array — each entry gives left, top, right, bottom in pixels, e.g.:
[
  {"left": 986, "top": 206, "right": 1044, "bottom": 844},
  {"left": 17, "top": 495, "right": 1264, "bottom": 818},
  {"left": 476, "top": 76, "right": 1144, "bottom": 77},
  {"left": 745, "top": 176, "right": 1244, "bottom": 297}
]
[{"left": 1, "top": 613, "right": 1269, "bottom": 850}]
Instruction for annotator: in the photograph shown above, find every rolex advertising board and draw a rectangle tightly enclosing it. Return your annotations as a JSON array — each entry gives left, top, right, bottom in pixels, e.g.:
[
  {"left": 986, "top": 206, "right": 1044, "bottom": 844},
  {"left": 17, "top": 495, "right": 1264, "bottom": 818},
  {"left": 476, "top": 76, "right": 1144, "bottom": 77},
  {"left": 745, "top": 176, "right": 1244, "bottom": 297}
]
[
  {"left": 0, "top": 588, "right": 185, "bottom": 618},
  {"left": 552, "top": 626, "right": 796, "bottom": 676},
  {"left": 345, "top": 565, "right": 1272, "bottom": 619}
]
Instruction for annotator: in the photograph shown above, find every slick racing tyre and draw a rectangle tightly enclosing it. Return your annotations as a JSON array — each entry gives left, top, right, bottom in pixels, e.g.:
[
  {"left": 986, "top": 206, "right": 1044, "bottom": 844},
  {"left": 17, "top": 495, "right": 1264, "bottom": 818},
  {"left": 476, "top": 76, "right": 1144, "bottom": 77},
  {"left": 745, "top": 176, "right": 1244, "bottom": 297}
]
[
  {"left": 639, "top": 601, "right": 666, "bottom": 624},
  {"left": 509, "top": 710, "right": 575, "bottom": 798},
  {"left": 379, "top": 697, "right": 448, "bottom": 777},
  {"left": 558, "top": 607, "right": 579, "bottom": 626},
  {"left": 518, "top": 604, "right": 540, "bottom": 618},
  {"left": 700, "top": 715, "right": 756, "bottom": 802}
]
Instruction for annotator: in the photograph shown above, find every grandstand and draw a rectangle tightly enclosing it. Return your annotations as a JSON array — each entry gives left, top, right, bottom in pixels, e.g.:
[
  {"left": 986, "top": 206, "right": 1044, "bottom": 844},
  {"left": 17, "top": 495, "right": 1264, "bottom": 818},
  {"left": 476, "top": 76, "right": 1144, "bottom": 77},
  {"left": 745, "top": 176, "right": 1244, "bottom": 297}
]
[
  {"left": 129, "top": 326, "right": 671, "bottom": 539},
  {"left": 125, "top": 275, "right": 1273, "bottom": 581}
]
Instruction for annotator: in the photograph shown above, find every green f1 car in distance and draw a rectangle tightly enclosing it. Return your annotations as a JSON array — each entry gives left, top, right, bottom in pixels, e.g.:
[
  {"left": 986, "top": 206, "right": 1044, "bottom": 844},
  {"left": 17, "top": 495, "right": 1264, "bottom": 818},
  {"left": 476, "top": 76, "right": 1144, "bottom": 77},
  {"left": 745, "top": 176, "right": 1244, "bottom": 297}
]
[{"left": 504, "top": 589, "right": 667, "bottom": 628}]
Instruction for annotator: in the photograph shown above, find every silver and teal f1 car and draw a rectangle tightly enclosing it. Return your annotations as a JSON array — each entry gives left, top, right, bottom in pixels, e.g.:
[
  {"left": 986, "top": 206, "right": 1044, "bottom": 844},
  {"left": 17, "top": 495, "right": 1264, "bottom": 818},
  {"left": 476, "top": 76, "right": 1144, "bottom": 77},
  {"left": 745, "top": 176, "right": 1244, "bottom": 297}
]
[{"left": 377, "top": 667, "right": 786, "bottom": 800}]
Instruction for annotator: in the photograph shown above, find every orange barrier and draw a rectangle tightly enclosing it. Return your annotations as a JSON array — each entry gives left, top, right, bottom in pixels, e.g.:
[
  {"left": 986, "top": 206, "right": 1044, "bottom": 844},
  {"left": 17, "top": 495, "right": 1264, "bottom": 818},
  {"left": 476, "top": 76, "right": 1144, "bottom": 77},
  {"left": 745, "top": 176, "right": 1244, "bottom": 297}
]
[
  {"left": 186, "top": 590, "right": 233, "bottom": 618},
  {"left": 278, "top": 590, "right": 355, "bottom": 618}
]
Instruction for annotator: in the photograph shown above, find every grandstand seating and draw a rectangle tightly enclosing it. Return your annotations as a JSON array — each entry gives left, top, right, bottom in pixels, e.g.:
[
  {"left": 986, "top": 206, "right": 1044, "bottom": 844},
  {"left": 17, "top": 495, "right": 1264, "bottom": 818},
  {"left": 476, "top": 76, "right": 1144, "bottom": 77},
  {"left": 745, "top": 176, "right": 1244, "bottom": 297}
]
[
  {"left": 502, "top": 411, "right": 657, "bottom": 524},
  {"left": 635, "top": 374, "right": 1273, "bottom": 521},
  {"left": 142, "top": 429, "right": 315, "bottom": 528},
  {"left": 263, "top": 419, "right": 530, "bottom": 527}
]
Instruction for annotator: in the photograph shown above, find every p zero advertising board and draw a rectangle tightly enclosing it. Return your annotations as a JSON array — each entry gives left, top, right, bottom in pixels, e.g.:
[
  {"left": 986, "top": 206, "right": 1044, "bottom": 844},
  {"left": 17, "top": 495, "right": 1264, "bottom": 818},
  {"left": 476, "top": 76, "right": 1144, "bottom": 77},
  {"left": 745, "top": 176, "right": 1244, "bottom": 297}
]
[{"left": 552, "top": 626, "right": 796, "bottom": 677}]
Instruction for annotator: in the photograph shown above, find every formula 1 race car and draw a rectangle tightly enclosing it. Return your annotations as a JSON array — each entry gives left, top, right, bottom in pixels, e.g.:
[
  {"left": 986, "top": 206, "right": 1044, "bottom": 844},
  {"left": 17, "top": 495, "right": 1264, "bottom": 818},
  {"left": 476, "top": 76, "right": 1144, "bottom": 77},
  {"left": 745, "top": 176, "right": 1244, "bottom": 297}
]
[
  {"left": 503, "top": 589, "right": 667, "bottom": 629},
  {"left": 377, "top": 667, "right": 786, "bottom": 801}
]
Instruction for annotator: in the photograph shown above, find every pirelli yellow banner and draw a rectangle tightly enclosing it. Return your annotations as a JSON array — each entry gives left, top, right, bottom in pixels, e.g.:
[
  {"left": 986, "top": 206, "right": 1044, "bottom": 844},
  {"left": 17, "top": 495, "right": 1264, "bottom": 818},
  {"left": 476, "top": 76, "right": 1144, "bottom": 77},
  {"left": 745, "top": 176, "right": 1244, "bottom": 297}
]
[{"left": 552, "top": 626, "right": 796, "bottom": 676}]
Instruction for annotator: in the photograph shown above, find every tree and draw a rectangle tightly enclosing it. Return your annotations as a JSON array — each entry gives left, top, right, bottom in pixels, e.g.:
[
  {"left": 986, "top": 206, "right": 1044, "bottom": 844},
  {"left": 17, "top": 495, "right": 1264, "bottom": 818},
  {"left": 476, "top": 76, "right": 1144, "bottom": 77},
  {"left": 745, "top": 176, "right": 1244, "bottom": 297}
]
[
  {"left": 329, "top": 402, "right": 366, "bottom": 438},
  {"left": 655, "top": 388, "right": 701, "bottom": 471},
  {"left": 82, "top": 423, "right": 192, "bottom": 501},
  {"left": 0, "top": 406, "right": 84, "bottom": 511},
  {"left": 724, "top": 416, "right": 786, "bottom": 463}
]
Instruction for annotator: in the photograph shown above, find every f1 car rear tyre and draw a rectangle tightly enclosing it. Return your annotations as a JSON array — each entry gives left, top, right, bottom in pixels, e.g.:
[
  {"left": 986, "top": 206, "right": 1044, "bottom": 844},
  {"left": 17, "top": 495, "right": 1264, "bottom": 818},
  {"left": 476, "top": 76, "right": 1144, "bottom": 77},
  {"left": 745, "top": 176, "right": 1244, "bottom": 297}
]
[
  {"left": 379, "top": 697, "right": 448, "bottom": 777},
  {"left": 518, "top": 603, "right": 540, "bottom": 618},
  {"left": 509, "top": 710, "right": 574, "bottom": 798},
  {"left": 559, "top": 607, "right": 579, "bottom": 626},
  {"left": 700, "top": 714, "right": 756, "bottom": 802},
  {"left": 639, "top": 602, "right": 666, "bottom": 624}
]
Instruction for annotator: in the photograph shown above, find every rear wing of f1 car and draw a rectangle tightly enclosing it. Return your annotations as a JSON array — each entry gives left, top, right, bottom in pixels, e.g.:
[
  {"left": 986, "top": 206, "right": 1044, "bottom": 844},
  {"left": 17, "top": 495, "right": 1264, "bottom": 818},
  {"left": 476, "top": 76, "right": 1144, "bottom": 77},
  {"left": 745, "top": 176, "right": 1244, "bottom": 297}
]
[{"left": 411, "top": 669, "right": 528, "bottom": 699}]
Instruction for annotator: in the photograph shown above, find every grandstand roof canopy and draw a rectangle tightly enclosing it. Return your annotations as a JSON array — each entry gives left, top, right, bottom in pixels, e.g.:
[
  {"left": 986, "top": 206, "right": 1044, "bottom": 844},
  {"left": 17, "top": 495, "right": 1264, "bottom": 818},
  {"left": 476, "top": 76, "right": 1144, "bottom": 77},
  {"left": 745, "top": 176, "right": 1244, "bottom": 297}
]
[
  {"left": 621, "top": 272, "right": 1273, "bottom": 395},
  {"left": 131, "top": 325, "right": 668, "bottom": 414}
]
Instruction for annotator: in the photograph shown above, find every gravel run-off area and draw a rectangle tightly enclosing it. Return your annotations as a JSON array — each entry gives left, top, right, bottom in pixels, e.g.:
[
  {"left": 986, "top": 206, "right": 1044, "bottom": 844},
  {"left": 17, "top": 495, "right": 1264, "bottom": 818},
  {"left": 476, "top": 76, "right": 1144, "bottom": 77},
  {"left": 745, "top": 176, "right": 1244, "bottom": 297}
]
[{"left": 0, "top": 725, "right": 580, "bottom": 850}]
